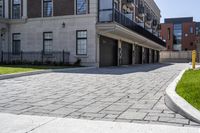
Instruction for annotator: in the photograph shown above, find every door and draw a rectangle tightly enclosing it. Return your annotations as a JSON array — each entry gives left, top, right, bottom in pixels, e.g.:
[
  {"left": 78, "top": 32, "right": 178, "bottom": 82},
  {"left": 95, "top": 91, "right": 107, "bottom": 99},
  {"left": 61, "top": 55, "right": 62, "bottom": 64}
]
[
  {"left": 152, "top": 50, "right": 155, "bottom": 63},
  {"left": 121, "top": 42, "right": 132, "bottom": 65},
  {"left": 100, "top": 36, "right": 118, "bottom": 67},
  {"left": 135, "top": 45, "right": 142, "bottom": 64}
]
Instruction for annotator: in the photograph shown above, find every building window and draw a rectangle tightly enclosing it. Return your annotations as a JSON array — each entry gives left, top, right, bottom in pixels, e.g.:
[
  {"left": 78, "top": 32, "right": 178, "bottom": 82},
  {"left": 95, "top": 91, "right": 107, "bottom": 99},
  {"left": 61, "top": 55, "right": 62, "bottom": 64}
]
[
  {"left": 12, "top": 0, "right": 21, "bottom": 19},
  {"left": 43, "top": 32, "right": 53, "bottom": 54},
  {"left": 12, "top": 33, "right": 21, "bottom": 54},
  {"left": 190, "top": 42, "right": 193, "bottom": 46},
  {"left": 190, "top": 26, "right": 194, "bottom": 34},
  {"left": 0, "top": 0, "right": 4, "bottom": 18},
  {"left": 76, "top": 30, "right": 87, "bottom": 55},
  {"left": 76, "top": 0, "right": 88, "bottom": 15},
  {"left": 43, "top": 0, "right": 53, "bottom": 17}
]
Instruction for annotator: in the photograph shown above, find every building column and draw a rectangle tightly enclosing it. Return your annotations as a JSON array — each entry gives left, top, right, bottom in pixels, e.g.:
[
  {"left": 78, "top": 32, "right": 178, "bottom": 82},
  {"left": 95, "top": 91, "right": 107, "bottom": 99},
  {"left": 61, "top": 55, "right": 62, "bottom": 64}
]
[
  {"left": 132, "top": 44, "right": 136, "bottom": 65},
  {"left": 154, "top": 50, "right": 158, "bottom": 63},
  {"left": 142, "top": 47, "right": 145, "bottom": 64},
  {"left": 118, "top": 40, "right": 122, "bottom": 66},
  {"left": 22, "top": 0, "right": 27, "bottom": 19},
  {"left": 4, "top": 0, "right": 9, "bottom": 19},
  {"left": 149, "top": 49, "right": 152, "bottom": 63},
  {"left": 96, "top": 35, "right": 100, "bottom": 67},
  {"left": 157, "top": 51, "right": 160, "bottom": 63}
]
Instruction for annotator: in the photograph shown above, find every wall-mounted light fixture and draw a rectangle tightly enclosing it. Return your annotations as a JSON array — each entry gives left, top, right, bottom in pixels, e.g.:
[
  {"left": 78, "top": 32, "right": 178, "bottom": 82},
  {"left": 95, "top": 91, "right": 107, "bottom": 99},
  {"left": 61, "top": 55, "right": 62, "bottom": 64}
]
[{"left": 62, "top": 22, "right": 66, "bottom": 28}]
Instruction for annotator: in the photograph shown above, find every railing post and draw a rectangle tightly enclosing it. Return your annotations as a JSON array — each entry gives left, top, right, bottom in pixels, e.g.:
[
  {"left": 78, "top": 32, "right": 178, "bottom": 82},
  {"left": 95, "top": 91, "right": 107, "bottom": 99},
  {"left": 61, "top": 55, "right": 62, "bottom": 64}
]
[
  {"left": 20, "top": 51, "right": 23, "bottom": 64},
  {"left": 112, "top": 8, "right": 114, "bottom": 22},
  {"left": 41, "top": 50, "right": 44, "bottom": 64},
  {"left": 1, "top": 51, "right": 3, "bottom": 63}
]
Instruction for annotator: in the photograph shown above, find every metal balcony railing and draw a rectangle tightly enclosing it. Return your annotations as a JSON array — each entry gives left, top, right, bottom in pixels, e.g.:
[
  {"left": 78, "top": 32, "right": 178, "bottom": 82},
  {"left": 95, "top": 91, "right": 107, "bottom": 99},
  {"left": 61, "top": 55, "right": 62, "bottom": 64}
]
[{"left": 99, "top": 9, "right": 166, "bottom": 47}]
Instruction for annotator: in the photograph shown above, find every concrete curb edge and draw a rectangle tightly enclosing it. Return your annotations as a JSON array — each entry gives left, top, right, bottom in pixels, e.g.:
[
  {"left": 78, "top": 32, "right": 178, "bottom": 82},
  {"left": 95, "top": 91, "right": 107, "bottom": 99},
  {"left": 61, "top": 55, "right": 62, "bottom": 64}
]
[
  {"left": 0, "top": 67, "right": 96, "bottom": 80},
  {"left": 165, "top": 68, "right": 200, "bottom": 124}
]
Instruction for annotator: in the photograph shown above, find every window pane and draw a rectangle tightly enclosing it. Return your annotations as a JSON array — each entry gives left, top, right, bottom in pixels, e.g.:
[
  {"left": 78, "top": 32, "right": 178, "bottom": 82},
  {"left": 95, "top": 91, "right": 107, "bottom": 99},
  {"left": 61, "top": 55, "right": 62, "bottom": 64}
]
[
  {"left": 12, "top": 0, "right": 21, "bottom": 19},
  {"left": 77, "top": 31, "right": 87, "bottom": 55},
  {"left": 78, "top": 31, "right": 87, "bottom": 38},
  {"left": 44, "top": 32, "right": 53, "bottom": 53},
  {"left": 12, "top": 34, "right": 21, "bottom": 54},
  {"left": 13, "top": 0, "right": 21, "bottom": 4},
  {"left": 44, "top": 40, "right": 53, "bottom": 52},
  {"left": 43, "top": 0, "right": 52, "bottom": 17},
  {"left": 13, "top": 34, "right": 21, "bottom": 40},
  {"left": 77, "top": 0, "right": 87, "bottom": 14},
  {"left": 0, "top": 0, "right": 3, "bottom": 17},
  {"left": 99, "top": 0, "right": 112, "bottom": 10},
  {"left": 99, "top": 10, "right": 113, "bottom": 22},
  {"left": 44, "top": 33, "right": 53, "bottom": 39}
]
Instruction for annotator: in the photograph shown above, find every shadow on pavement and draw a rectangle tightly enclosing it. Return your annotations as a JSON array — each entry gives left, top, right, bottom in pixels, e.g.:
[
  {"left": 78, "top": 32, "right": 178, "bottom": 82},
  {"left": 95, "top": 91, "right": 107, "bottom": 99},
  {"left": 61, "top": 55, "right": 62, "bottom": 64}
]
[{"left": 55, "top": 63, "right": 173, "bottom": 75}]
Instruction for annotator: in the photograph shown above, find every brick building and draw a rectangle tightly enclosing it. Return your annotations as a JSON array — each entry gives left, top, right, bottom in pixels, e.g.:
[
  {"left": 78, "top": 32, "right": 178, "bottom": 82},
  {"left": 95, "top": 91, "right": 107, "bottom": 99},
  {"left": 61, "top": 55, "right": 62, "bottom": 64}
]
[{"left": 160, "top": 17, "right": 200, "bottom": 51}]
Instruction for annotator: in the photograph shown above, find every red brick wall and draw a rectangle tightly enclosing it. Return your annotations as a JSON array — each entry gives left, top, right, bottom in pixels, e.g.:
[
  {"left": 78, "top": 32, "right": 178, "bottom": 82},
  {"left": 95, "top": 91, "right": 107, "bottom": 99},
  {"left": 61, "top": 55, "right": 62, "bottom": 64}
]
[
  {"left": 182, "top": 22, "right": 196, "bottom": 50},
  {"left": 160, "top": 23, "right": 173, "bottom": 50}
]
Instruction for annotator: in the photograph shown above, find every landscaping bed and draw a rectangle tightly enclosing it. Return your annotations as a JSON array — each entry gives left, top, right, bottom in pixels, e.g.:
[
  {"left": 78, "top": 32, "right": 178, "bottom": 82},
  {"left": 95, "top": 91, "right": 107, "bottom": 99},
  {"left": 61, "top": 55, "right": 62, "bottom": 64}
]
[
  {"left": 0, "top": 65, "right": 73, "bottom": 75},
  {"left": 176, "top": 69, "right": 200, "bottom": 110}
]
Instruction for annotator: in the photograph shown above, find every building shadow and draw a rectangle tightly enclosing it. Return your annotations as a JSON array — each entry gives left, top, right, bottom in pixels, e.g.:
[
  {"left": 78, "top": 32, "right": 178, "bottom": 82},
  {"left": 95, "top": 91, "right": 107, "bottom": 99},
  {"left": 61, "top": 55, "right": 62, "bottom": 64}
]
[{"left": 55, "top": 63, "right": 173, "bottom": 75}]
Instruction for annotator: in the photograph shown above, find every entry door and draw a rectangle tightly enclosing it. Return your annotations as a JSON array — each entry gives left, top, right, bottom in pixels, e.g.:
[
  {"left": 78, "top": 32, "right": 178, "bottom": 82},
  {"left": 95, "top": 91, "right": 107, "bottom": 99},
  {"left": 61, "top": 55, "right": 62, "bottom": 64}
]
[{"left": 100, "top": 36, "right": 118, "bottom": 67}]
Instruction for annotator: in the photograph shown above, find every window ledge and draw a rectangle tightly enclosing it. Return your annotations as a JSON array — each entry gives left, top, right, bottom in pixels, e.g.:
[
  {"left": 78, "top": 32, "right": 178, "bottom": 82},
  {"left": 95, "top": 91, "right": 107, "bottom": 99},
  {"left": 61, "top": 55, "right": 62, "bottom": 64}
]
[{"left": 74, "top": 55, "right": 88, "bottom": 58}]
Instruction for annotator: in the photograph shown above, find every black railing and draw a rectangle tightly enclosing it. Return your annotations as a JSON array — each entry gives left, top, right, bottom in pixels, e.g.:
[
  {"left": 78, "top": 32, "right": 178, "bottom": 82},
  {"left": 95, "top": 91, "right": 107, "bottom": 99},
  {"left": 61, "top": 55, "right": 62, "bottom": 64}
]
[
  {"left": 0, "top": 51, "right": 70, "bottom": 65},
  {"left": 113, "top": 9, "right": 166, "bottom": 47},
  {"left": 98, "top": 9, "right": 166, "bottom": 47}
]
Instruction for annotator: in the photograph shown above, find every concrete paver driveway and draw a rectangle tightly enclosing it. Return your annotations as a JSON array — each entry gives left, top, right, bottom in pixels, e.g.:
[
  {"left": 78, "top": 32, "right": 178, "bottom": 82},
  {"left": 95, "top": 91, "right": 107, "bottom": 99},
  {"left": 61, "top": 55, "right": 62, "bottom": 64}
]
[{"left": 0, "top": 63, "right": 199, "bottom": 127}]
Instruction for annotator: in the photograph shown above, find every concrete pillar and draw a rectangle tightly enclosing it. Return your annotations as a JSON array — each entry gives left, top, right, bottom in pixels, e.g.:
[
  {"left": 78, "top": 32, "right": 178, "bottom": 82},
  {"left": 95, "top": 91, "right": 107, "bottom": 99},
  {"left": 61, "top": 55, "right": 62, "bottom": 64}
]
[
  {"left": 4, "top": 0, "right": 9, "bottom": 19},
  {"left": 155, "top": 50, "right": 157, "bottom": 63},
  {"left": 132, "top": 44, "right": 136, "bottom": 65},
  {"left": 149, "top": 49, "right": 152, "bottom": 63},
  {"left": 96, "top": 35, "right": 100, "bottom": 67},
  {"left": 142, "top": 47, "right": 145, "bottom": 64},
  {"left": 22, "top": 0, "right": 27, "bottom": 19},
  {"left": 119, "top": 0, "right": 122, "bottom": 11},
  {"left": 118, "top": 40, "right": 122, "bottom": 66}
]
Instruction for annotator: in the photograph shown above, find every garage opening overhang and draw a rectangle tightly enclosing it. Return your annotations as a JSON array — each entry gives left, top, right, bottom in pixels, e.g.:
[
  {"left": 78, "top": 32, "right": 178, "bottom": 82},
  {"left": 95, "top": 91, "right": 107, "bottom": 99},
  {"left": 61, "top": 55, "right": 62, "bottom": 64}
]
[{"left": 96, "top": 23, "right": 166, "bottom": 51}]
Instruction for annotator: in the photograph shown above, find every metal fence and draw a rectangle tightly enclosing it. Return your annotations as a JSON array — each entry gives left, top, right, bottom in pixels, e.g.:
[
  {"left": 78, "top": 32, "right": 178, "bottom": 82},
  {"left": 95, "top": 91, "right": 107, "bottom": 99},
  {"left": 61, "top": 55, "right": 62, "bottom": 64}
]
[{"left": 0, "top": 51, "right": 70, "bottom": 64}]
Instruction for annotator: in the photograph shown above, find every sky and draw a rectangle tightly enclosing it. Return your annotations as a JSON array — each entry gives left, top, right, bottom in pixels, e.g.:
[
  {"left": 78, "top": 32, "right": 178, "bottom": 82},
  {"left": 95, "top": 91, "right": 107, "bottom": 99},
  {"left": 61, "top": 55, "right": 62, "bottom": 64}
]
[{"left": 154, "top": 0, "right": 200, "bottom": 23}]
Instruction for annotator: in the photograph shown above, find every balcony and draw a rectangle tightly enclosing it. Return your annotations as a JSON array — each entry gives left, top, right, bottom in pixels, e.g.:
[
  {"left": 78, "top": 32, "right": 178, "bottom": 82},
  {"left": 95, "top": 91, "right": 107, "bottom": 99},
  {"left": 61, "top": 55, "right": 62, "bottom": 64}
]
[
  {"left": 152, "top": 19, "right": 158, "bottom": 27},
  {"left": 125, "top": 0, "right": 135, "bottom": 9},
  {"left": 98, "top": 8, "right": 166, "bottom": 47},
  {"left": 146, "top": 13, "right": 152, "bottom": 22},
  {"left": 138, "top": 5, "right": 145, "bottom": 17}
]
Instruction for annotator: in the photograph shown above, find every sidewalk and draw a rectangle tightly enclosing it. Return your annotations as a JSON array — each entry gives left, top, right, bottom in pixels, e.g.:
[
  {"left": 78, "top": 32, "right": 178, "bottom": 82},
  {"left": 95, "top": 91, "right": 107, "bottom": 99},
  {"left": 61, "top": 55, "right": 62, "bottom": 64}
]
[{"left": 0, "top": 113, "right": 199, "bottom": 133}]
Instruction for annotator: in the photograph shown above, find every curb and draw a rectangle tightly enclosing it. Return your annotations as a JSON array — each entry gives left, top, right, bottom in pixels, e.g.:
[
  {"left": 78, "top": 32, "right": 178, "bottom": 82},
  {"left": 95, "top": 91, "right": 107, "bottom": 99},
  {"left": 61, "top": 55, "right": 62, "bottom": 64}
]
[
  {"left": 165, "top": 68, "right": 200, "bottom": 124},
  {"left": 0, "top": 67, "right": 96, "bottom": 80}
]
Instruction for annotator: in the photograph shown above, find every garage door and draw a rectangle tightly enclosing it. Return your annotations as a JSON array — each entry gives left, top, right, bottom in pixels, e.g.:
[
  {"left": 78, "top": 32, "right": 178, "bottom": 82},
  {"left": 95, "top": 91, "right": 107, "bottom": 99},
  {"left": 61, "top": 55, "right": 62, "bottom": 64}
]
[
  {"left": 135, "top": 45, "right": 142, "bottom": 64},
  {"left": 151, "top": 50, "right": 155, "bottom": 63},
  {"left": 100, "top": 36, "right": 118, "bottom": 67},
  {"left": 121, "top": 42, "right": 132, "bottom": 65}
]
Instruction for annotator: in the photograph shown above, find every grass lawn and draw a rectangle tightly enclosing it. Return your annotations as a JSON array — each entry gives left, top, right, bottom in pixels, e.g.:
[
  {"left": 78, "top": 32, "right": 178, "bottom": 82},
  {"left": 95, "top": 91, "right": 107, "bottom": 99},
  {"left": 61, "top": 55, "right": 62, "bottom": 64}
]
[
  {"left": 176, "top": 69, "right": 200, "bottom": 110},
  {"left": 0, "top": 65, "right": 72, "bottom": 75}
]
